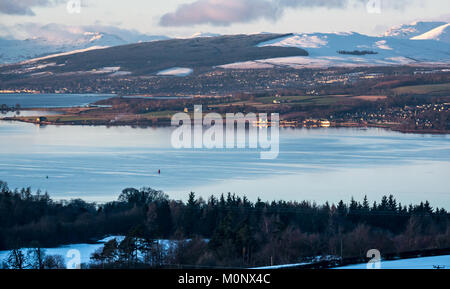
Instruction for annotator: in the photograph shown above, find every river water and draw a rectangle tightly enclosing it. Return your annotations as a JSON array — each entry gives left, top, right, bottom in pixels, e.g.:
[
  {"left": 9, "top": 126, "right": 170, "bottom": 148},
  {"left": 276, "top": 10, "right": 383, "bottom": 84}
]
[{"left": 1, "top": 120, "right": 449, "bottom": 208}]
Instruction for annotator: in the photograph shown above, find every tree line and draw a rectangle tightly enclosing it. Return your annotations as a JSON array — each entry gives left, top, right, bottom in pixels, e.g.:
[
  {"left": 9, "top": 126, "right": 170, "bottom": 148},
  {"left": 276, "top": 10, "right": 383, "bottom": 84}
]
[{"left": 0, "top": 180, "right": 449, "bottom": 268}]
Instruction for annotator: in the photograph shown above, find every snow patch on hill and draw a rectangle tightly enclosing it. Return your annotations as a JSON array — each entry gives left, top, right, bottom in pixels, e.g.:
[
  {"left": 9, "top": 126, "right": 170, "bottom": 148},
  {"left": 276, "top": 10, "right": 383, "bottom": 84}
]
[
  {"left": 384, "top": 21, "right": 447, "bottom": 39},
  {"left": 0, "top": 236, "right": 182, "bottom": 268},
  {"left": 157, "top": 67, "right": 193, "bottom": 76},
  {"left": 190, "top": 32, "right": 222, "bottom": 38},
  {"left": 22, "top": 46, "right": 109, "bottom": 64},
  {"left": 219, "top": 55, "right": 419, "bottom": 69},
  {"left": 219, "top": 31, "right": 450, "bottom": 68},
  {"left": 0, "top": 236, "right": 125, "bottom": 267},
  {"left": 374, "top": 40, "right": 392, "bottom": 50},
  {"left": 412, "top": 23, "right": 450, "bottom": 43},
  {"left": 0, "top": 31, "right": 169, "bottom": 64},
  {"left": 258, "top": 34, "right": 328, "bottom": 49}
]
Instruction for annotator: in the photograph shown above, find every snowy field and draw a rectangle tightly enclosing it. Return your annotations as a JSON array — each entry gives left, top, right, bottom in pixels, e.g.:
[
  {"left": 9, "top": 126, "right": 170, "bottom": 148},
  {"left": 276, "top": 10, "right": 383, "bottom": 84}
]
[
  {"left": 157, "top": 67, "right": 193, "bottom": 76},
  {"left": 219, "top": 22, "right": 450, "bottom": 69},
  {"left": 0, "top": 236, "right": 183, "bottom": 268},
  {"left": 337, "top": 255, "right": 450, "bottom": 269},
  {"left": 252, "top": 263, "right": 311, "bottom": 269},
  {"left": 252, "top": 255, "right": 450, "bottom": 269},
  {"left": 0, "top": 236, "right": 125, "bottom": 268},
  {"left": 1, "top": 236, "right": 448, "bottom": 269}
]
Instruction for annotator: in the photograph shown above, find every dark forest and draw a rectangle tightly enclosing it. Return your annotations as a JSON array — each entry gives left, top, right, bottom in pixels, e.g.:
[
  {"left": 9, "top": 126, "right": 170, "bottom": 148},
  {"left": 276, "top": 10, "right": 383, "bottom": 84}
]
[{"left": 0, "top": 180, "right": 448, "bottom": 268}]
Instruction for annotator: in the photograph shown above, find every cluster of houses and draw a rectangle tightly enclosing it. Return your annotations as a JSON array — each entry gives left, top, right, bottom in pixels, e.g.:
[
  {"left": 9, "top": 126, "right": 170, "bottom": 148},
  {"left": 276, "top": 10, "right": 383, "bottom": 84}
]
[{"left": 302, "top": 119, "right": 331, "bottom": 128}]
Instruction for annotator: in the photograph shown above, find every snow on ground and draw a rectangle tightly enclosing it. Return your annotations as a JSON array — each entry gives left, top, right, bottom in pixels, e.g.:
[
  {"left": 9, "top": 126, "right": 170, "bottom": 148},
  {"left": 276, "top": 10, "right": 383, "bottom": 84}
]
[
  {"left": 412, "top": 23, "right": 450, "bottom": 43},
  {"left": 0, "top": 240, "right": 113, "bottom": 267},
  {"left": 0, "top": 236, "right": 125, "bottom": 267},
  {"left": 252, "top": 263, "right": 310, "bottom": 269},
  {"left": 0, "top": 30, "right": 169, "bottom": 64},
  {"left": 374, "top": 40, "right": 393, "bottom": 50},
  {"left": 190, "top": 32, "right": 222, "bottom": 38},
  {"left": 0, "top": 236, "right": 189, "bottom": 268},
  {"left": 384, "top": 21, "right": 447, "bottom": 39},
  {"left": 218, "top": 56, "right": 334, "bottom": 69},
  {"left": 90, "top": 66, "right": 121, "bottom": 74},
  {"left": 157, "top": 67, "right": 193, "bottom": 76},
  {"left": 258, "top": 34, "right": 328, "bottom": 49},
  {"left": 252, "top": 255, "right": 450, "bottom": 269},
  {"left": 96, "top": 236, "right": 125, "bottom": 243},
  {"left": 222, "top": 31, "right": 450, "bottom": 69},
  {"left": 218, "top": 54, "right": 418, "bottom": 70},
  {"left": 21, "top": 46, "right": 109, "bottom": 64},
  {"left": 219, "top": 61, "right": 275, "bottom": 69},
  {"left": 111, "top": 71, "right": 132, "bottom": 76},
  {"left": 336, "top": 255, "right": 450, "bottom": 269}
]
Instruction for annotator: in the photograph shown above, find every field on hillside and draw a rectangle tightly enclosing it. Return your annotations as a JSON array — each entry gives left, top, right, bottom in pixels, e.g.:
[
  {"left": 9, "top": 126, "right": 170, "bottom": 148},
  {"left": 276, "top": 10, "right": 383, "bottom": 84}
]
[
  {"left": 393, "top": 83, "right": 450, "bottom": 96},
  {"left": 256, "top": 95, "right": 349, "bottom": 105},
  {"left": 206, "top": 95, "right": 351, "bottom": 110}
]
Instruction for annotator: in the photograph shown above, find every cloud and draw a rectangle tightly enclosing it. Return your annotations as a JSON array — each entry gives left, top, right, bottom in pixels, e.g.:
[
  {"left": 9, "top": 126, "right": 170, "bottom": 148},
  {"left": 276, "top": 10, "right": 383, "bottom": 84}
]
[
  {"left": 279, "top": 0, "right": 415, "bottom": 10},
  {"left": 160, "top": 0, "right": 280, "bottom": 27},
  {"left": 0, "top": 0, "right": 63, "bottom": 16},
  {"left": 279, "top": 0, "right": 352, "bottom": 9},
  {"left": 159, "top": 0, "right": 358, "bottom": 26},
  {"left": 0, "top": 22, "right": 165, "bottom": 44},
  {"left": 159, "top": 0, "right": 417, "bottom": 27}
]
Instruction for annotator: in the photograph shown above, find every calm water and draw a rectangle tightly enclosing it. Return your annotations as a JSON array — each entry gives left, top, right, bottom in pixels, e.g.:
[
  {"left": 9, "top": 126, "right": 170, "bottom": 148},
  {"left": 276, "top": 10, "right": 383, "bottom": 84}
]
[
  {"left": 1, "top": 121, "right": 449, "bottom": 208},
  {"left": 0, "top": 93, "right": 114, "bottom": 108}
]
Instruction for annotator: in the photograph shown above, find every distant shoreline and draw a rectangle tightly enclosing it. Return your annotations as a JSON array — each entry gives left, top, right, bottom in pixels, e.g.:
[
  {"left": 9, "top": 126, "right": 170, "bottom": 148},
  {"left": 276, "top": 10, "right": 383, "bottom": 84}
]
[{"left": 2, "top": 116, "right": 449, "bottom": 135}]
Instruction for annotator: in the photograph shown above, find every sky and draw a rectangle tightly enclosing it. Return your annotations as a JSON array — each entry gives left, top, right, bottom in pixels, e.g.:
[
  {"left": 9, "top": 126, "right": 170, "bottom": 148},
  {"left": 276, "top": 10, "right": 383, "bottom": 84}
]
[{"left": 0, "top": 0, "right": 449, "bottom": 39}]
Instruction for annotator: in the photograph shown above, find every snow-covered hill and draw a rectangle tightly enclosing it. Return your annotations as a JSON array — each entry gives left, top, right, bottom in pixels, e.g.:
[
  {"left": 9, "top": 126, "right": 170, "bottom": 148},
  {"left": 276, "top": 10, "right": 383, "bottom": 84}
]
[
  {"left": 0, "top": 32, "right": 169, "bottom": 64},
  {"left": 384, "top": 21, "right": 447, "bottom": 39},
  {"left": 20, "top": 46, "right": 110, "bottom": 64},
  {"left": 219, "top": 29, "right": 450, "bottom": 69},
  {"left": 190, "top": 32, "right": 222, "bottom": 38},
  {"left": 0, "top": 38, "right": 55, "bottom": 64},
  {"left": 412, "top": 23, "right": 450, "bottom": 43},
  {"left": 2, "top": 21, "right": 449, "bottom": 68}
]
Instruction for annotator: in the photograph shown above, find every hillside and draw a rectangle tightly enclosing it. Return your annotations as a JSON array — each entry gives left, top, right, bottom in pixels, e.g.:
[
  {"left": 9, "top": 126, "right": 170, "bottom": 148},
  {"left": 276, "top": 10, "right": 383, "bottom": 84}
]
[
  {"left": 0, "top": 32, "right": 169, "bottom": 64},
  {"left": 218, "top": 31, "right": 450, "bottom": 69},
  {"left": 384, "top": 21, "right": 447, "bottom": 39},
  {"left": 1, "top": 29, "right": 449, "bottom": 95},
  {"left": 0, "top": 34, "right": 307, "bottom": 77},
  {"left": 412, "top": 23, "right": 450, "bottom": 43}
]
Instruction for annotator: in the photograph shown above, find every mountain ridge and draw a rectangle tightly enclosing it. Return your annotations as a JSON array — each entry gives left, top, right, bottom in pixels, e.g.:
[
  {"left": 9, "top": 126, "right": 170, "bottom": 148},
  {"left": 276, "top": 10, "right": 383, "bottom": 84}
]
[
  {"left": 383, "top": 21, "right": 447, "bottom": 39},
  {"left": 412, "top": 23, "right": 450, "bottom": 43},
  {"left": 1, "top": 21, "right": 450, "bottom": 72},
  {"left": 0, "top": 31, "right": 169, "bottom": 64},
  {"left": 0, "top": 33, "right": 308, "bottom": 77}
]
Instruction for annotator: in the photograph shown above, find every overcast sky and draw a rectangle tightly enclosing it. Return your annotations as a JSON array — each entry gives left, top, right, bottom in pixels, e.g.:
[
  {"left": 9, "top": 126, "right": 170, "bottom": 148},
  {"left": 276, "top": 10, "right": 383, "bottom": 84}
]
[{"left": 0, "top": 0, "right": 449, "bottom": 39}]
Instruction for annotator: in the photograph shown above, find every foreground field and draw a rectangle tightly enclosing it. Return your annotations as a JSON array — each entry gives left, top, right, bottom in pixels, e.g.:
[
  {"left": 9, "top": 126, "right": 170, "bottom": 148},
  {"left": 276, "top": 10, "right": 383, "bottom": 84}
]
[{"left": 337, "top": 255, "right": 450, "bottom": 269}]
